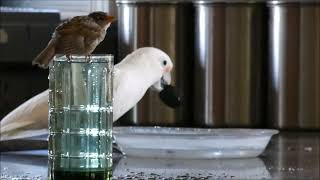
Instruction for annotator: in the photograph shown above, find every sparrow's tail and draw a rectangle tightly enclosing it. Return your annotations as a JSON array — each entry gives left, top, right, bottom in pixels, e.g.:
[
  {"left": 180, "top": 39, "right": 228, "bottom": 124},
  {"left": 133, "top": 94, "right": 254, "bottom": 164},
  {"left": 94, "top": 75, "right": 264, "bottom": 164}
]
[{"left": 32, "top": 39, "right": 56, "bottom": 69}]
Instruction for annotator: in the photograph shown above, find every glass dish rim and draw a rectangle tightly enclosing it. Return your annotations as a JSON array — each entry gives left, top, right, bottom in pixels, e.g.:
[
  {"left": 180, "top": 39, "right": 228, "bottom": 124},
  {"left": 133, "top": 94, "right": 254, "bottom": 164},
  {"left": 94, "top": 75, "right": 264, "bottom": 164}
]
[
  {"left": 53, "top": 54, "right": 114, "bottom": 63},
  {"left": 113, "top": 126, "right": 279, "bottom": 138}
]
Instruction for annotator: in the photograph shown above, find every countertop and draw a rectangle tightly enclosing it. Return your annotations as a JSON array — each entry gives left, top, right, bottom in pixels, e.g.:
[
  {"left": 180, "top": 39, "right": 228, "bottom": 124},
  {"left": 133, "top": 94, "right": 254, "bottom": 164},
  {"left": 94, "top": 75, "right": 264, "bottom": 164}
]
[{"left": 1, "top": 132, "right": 319, "bottom": 179}]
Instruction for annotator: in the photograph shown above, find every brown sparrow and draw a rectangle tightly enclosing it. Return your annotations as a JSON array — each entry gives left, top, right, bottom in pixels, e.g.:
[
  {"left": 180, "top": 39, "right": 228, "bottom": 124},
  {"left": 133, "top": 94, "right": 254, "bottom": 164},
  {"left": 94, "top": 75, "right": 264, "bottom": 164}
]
[{"left": 32, "top": 11, "right": 115, "bottom": 68}]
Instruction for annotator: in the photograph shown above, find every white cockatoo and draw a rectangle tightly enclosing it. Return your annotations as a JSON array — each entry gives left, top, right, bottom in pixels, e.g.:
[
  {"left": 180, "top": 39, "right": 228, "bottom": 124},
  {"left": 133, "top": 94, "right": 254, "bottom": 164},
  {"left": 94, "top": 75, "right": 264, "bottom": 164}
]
[{"left": 0, "top": 47, "right": 175, "bottom": 141}]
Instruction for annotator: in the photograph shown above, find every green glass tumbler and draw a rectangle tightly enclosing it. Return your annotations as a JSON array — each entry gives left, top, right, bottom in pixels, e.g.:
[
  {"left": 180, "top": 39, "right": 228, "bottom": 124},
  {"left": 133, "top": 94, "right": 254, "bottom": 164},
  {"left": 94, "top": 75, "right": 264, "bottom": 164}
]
[{"left": 48, "top": 55, "right": 113, "bottom": 180}]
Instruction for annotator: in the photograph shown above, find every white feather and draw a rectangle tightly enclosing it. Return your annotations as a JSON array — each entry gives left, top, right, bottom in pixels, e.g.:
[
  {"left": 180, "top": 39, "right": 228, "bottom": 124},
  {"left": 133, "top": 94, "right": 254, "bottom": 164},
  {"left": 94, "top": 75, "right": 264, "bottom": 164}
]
[{"left": 0, "top": 47, "right": 173, "bottom": 141}]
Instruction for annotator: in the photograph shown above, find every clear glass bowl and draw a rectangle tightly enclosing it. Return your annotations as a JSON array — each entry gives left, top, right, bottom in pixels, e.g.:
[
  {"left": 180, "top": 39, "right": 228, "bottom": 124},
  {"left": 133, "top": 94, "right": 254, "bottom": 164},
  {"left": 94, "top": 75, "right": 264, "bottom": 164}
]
[{"left": 113, "top": 126, "right": 279, "bottom": 159}]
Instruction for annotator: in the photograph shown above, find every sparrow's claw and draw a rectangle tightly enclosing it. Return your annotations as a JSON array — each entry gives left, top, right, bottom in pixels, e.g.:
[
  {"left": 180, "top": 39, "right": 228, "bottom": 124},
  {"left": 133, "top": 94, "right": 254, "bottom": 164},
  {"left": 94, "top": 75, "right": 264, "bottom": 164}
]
[
  {"left": 85, "top": 55, "right": 91, "bottom": 62},
  {"left": 66, "top": 54, "right": 72, "bottom": 61}
]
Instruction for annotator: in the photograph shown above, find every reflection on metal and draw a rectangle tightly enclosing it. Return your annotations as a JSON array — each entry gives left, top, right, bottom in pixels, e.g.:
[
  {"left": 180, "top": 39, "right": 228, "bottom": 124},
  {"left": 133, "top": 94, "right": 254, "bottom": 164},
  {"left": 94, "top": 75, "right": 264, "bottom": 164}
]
[
  {"left": 194, "top": 2, "right": 268, "bottom": 127},
  {"left": 117, "top": 1, "right": 193, "bottom": 126},
  {"left": 268, "top": 2, "right": 320, "bottom": 129},
  {"left": 263, "top": 133, "right": 320, "bottom": 179}
]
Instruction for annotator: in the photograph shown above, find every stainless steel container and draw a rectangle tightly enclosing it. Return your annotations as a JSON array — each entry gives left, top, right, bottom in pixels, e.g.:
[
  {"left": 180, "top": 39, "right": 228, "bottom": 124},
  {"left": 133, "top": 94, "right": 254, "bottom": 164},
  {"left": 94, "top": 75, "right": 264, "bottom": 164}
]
[
  {"left": 193, "top": 1, "right": 268, "bottom": 127},
  {"left": 268, "top": 1, "right": 320, "bottom": 129},
  {"left": 105, "top": 0, "right": 117, "bottom": 17},
  {"left": 116, "top": 0, "right": 193, "bottom": 126}
]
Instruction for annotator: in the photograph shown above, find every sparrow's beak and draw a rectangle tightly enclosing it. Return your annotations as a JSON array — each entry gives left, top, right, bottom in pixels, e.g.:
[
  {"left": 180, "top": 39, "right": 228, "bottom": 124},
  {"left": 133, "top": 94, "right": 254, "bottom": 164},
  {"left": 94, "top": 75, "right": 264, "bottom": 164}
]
[{"left": 106, "top": 15, "right": 116, "bottom": 23}]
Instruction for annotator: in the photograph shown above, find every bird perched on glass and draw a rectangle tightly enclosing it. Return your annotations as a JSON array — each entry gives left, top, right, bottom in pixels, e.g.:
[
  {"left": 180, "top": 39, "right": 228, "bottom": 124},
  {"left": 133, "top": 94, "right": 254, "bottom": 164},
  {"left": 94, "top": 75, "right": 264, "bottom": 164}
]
[{"left": 32, "top": 11, "right": 115, "bottom": 68}]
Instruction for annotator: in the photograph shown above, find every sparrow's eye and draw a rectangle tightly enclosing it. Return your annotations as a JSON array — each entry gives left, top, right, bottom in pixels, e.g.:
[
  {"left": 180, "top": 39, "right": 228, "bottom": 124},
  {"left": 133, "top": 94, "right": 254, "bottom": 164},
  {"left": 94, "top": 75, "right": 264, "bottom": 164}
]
[{"left": 162, "top": 60, "right": 167, "bottom": 66}]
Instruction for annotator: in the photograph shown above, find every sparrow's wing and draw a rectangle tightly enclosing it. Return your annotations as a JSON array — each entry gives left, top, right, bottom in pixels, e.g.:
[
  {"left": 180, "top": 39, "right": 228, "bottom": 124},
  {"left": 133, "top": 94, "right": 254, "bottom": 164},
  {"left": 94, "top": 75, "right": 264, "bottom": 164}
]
[
  {"left": 56, "top": 16, "right": 102, "bottom": 38},
  {"left": 56, "top": 35, "right": 85, "bottom": 55},
  {"left": 54, "top": 16, "right": 103, "bottom": 54}
]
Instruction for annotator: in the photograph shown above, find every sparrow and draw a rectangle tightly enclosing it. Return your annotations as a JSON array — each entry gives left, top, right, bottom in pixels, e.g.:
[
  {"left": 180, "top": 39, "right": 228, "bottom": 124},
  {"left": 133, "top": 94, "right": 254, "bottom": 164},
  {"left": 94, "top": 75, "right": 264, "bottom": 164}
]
[
  {"left": 1, "top": 47, "right": 181, "bottom": 141},
  {"left": 32, "top": 11, "right": 115, "bottom": 68}
]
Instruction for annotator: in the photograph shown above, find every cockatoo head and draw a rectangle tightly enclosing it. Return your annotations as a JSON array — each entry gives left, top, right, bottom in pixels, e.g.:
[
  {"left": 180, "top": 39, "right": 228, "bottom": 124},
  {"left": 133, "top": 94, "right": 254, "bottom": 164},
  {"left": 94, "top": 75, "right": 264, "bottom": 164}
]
[
  {"left": 148, "top": 49, "right": 173, "bottom": 92},
  {"left": 133, "top": 47, "right": 180, "bottom": 108},
  {"left": 118, "top": 47, "right": 180, "bottom": 109}
]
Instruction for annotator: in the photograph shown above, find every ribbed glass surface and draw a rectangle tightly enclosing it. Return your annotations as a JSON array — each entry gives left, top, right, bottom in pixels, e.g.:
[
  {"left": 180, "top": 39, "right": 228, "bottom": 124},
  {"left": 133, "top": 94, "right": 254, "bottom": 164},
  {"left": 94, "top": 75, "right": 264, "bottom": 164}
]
[{"left": 48, "top": 55, "right": 113, "bottom": 180}]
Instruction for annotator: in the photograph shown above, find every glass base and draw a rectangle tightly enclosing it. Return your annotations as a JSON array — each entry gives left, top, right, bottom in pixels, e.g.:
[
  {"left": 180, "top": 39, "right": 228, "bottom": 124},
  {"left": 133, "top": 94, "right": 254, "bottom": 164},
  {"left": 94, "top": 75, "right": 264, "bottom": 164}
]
[{"left": 50, "top": 169, "right": 112, "bottom": 180}]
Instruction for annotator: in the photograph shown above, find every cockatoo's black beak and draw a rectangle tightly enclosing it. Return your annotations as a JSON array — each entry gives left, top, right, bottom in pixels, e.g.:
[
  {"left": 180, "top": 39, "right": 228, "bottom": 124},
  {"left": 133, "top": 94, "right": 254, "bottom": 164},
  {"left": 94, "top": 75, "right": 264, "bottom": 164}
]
[
  {"left": 151, "top": 72, "right": 171, "bottom": 92},
  {"left": 158, "top": 72, "right": 181, "bottom": 108},
  {"left": 161, "top": 72, "right": 171, "bottom": 86},
  {"left": 159, "top": 84, "right": 181, "bottom": 108},
  {"left": 151, "top": 71, "right": 181, "bottom": 108}
]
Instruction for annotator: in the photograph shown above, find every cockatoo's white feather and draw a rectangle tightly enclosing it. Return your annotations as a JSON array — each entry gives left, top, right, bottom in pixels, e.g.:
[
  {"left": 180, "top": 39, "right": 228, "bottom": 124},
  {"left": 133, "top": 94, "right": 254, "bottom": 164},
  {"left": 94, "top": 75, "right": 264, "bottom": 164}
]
[{"left": 0, "top": 47, "right": 173, "bottom": 141}]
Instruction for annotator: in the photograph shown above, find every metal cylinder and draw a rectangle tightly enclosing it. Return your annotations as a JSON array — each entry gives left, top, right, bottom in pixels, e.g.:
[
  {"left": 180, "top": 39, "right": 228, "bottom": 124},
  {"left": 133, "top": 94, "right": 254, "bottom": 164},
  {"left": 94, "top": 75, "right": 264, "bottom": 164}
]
[
  {"left": 105, "top": 0, "right": 118, "bottom": 18},
  {"left": 268, "top": 1, "right": 320, "bottom": 129},
  {"left": 116, "top": 0, "right": 193, "bottom": 126},
  {"left": 193, "top": 1, "right": 268, "bottom": 127}
]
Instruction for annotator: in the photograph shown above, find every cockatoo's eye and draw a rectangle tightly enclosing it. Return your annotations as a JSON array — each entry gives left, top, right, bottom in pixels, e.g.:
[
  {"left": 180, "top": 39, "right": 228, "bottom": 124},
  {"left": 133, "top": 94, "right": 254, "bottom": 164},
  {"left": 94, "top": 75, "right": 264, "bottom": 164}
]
[{"left": 162, "top": 60, "right": 167, "bottom": 66}]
